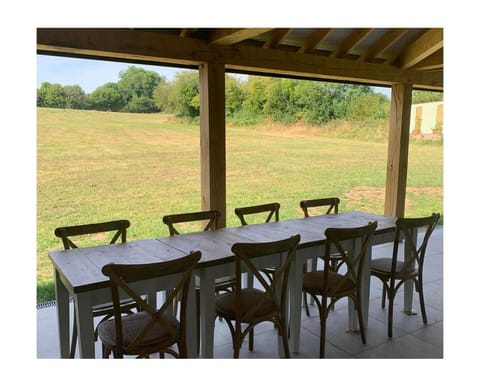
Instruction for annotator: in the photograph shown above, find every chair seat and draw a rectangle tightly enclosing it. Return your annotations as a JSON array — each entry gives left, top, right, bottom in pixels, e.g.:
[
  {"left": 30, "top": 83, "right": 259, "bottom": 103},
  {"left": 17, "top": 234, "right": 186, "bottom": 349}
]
[
  {"left": 98, "top": 311, "right": 180, "bottom": 352},
  {"left": 371, "top": 257, "right": 416, "bottom": 276},
  {"left": 215, "top": 288, "right": 278, "bottom": 321},
  {"left": 303, "top": 270, "right": 355, "bottom": 297}
]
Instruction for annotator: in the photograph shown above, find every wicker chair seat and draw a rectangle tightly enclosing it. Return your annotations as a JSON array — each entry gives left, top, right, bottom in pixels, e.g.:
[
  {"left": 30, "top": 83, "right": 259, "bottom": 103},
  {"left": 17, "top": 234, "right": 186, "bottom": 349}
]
[
  {"left": 215, "top": 288, "right": 278, "bottom": 321},
  {"left": 303, "top": 270, "right": 355, "bottom": 297}
]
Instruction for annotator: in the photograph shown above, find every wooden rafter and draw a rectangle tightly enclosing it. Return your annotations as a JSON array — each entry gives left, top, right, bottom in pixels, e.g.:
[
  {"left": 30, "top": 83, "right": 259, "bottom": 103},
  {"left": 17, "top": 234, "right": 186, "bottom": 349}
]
[
  {"left": 179, "top": 28, "right": 197, "bottom": 38},
  {"left": 360, "top": 28, "right": 408, "bottom": 62},
  {"left": 411, "top": 49, "right": 443, "bottom": 70},
  {"left": 333, "top": 28, "right": 372, "bottom": 58},
  {"left": 399, "top": 28, "right": 443, "bottom": 69},
  {"left": 208, "top": 28, "right": 271, "bottom": 45},
  {"left": 263, "top": 28, "right": 290, "bottom": 48},
  {"left": 297, "top": 28, "right": 331, "bottom": 54}
]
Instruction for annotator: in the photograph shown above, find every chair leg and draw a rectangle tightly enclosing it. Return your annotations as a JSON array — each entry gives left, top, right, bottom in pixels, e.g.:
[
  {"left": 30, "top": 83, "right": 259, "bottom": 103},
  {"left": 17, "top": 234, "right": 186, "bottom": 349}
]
[
  {"left": 102, "top": 343, "right": 111, "bottom": 358},
  {"left": 381, "top": 284, "right": 387, "bottom": 309},
  {"left": 356, "top": 298, "right": 367, "bottom": 344},
  {"left": 387, "top": 286, "right": 394, "bottom": 338},
  {"left": 319, "top": 300, "right": 327, "bottom": 358},
  {"left": 303, "top": 291, "right": 311, "bottom": 316},
  {"left": 416, "top": 278, "right": 428, "bottom": 324},
  {"left": 248, "top": 327, "right": 254, "bottom": 351}
]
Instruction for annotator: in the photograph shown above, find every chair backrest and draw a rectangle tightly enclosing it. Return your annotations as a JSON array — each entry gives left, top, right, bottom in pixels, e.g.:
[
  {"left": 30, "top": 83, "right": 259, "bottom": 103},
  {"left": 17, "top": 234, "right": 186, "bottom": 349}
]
[
  {"left": 300, "top": 197, "right": 340, "bottom": 218},
  {"left": 101, "top": 251, "right": 201, "bottom": 357},
  {"left": 391, "top": 213, "right": 440, "bottom": 276},
  {"left": 234, "top": 202, "right": 280, "bottom": 226},
  {"left": 231, "top": 234, "right": 300, "bottom": 322},
  {"left": 54, "top": 219, "right": 131, "bottom": 249},
  {"left": 322, "top": 221, "right": 377, "bottom": 299},
  {"left": 162, "top": 210, "right": 220, "bottom": 236}
]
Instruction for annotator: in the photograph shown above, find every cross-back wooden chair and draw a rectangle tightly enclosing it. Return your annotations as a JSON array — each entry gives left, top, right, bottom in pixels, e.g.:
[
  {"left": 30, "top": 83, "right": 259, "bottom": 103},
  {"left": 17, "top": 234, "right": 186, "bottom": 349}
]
[
  {"left": 163, "top": 210, "right": 219, "bottom": 236},
  {"left": 302, "top": 221, "right": 377, "bottom": 358},
  {"left": 299, "top": 197, "right": 342, "bottom": 315},
  {"left": 215, "top": 234, "right": 301, "bottom": 358},
  {"left": 370, "top": 213, "right": 440, "bottom": 338},
  {"left": 162, "top": 210, "right": 235, "bottom": 354},
  {"left": 300, "top": 197, "right": 340, "bottom": 218},
  {"left": 54, "top": 219, "right": 138, "bottom": 358},
  {"left": 98, "top": 251, "right": 201, "bottom": 358},
  {"left": 234, "top": 202, "right": 280, "bottom": 226},
  {"left": 234, "top": 202, "right": 281, "bottom": 282}
]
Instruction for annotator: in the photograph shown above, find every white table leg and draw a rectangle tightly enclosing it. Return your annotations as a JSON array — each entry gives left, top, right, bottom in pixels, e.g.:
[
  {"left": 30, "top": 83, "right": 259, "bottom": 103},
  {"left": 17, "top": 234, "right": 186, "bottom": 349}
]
[
  {"left": 290, "top": 247, "right": 313, "bottom": 353},
  {"left": 185, "top": 276, "right": 197, "bottom": 357},
  {"left": 54, "top": 270, "right": 70, "bottom": 358}
]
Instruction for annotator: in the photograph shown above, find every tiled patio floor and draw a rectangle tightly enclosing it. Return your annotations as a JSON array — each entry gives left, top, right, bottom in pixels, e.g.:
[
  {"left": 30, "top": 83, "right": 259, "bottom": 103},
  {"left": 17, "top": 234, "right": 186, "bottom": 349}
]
[{"left": 37, "top": 226, "right": 443, "bottom": 359}]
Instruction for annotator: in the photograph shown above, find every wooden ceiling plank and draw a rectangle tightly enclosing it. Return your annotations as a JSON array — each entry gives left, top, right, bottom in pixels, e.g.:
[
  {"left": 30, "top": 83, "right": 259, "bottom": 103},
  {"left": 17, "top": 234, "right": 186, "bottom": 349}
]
[
  {"left": 399, "top": 28, "right": 443, "bottom": 69},
  {"left": 297, "top": 28, "right": 331, "bottom": 54},
  {"left": 263, "top": 28, "right": 290, "bottom": 48},
  {"left": 360, "top": 28, "right": 408, "bottom": 62},
  {"left": 334, "top": 28, "right": 372, "bottom": 58},
  {"left": 208, "top": 28, "right": 272, "bottom": 45}
]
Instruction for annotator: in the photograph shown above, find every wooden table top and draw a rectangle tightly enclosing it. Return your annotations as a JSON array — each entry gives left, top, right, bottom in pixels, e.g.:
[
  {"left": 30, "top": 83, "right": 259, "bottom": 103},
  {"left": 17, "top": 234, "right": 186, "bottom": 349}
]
[{"left": 49, "top": 211, "right": 396, "bottom": 293}]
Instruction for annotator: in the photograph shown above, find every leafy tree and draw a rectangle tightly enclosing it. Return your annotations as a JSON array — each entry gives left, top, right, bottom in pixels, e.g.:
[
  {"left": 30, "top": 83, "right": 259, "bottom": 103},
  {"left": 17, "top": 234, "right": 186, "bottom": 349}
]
[
  {"left": 294, "top": 81, "right": 340, "bottom": 124},
  {"left": 241, "top": 76, "right": 277, "bottom": 120},
  {"left": 264, "top": 78, "right": 300, "bottom": 123},
  {"left": 37, "top": 82, "right": 50, "bottom": 107},
  {"left": 63, "top": 85, "right": 86, "bottom": 109},
  {"left": 117, "top": 66, "right": 164, "bottom": 105},
  {"left": 87, "top": 82, "right": 124, "bottom": 111},
  {"left": 153, "top": 81, "right": 175, "bottom": 112},
  {"left": 171, "top": 71, "right": 200, "bottom": 118},
  {"left": 225, "top": 75, "right": 247, "bottom": 117},
  {"left": 122, "top": 95, "right": 159, "bottom": 113},
  {"left": 346, "top": 92, "right": 389, "bottom": 120},
  {"left": 37, "top": 82, "right": 66, "bottom": 108},
  {"left": 412, "top": 90, "right": 443, "bottom": 104}
]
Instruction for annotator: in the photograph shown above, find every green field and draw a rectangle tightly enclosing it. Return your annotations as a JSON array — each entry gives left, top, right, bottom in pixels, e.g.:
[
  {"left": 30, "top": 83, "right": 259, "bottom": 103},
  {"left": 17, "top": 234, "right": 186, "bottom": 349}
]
[{"left": 37, "top": 108, "right": 443, "bottom": 302}]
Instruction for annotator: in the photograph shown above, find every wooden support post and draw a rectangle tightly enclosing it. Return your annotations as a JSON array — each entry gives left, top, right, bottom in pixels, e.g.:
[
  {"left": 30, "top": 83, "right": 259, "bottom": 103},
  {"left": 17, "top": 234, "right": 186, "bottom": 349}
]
[
  {"left": 199, "top": 63, "right": 227, "bottom": 227},
  {"left": 384, "top": 83, "right": 412, "bottom": 218}
]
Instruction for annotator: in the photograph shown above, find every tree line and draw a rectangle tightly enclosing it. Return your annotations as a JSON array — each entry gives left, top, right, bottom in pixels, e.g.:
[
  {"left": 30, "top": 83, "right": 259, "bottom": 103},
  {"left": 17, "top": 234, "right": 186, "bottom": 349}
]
[{"left": 37, "top": 65, "right": 443, "bottom": 126}]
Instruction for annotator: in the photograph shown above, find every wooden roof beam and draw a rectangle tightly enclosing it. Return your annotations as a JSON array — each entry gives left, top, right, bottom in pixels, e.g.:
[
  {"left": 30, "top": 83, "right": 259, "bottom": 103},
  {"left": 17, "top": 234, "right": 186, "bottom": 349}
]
[
  {"left": 208, "top": 28, "right": 272, "bottom": 45},
  {"left": 399, "top": 28, "right": 443, "bottom": 69},
  {"left": 411, "top": 49, "right": 443, "bottom": 70},
  {"left": 360, "top": 28, "right": 408, "bottom": 62},
  {"left": 263, "top": 28, "right": 290, "bottom": 48},
  {"left": 297, "top": 28, "right": 331, "bottom": 54},
  {"left": 334, "top": 28, "right": 372, "bottom": 58},
  {"left": 37, "top": 28, "right": 443, "bottom": 90}
]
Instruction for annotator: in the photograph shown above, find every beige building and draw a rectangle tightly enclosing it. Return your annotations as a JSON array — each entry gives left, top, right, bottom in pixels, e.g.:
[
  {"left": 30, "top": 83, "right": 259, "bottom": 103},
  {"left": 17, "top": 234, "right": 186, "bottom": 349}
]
[{"left": 410, "top": 101, "right": 443, "bottom": 137}]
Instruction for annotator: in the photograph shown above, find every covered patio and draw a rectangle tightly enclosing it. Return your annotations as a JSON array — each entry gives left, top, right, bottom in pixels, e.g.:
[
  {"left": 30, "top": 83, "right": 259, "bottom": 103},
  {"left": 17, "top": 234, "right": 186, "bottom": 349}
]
[{"left": 35, "top": 28, "right": 445, "bottom": 361}]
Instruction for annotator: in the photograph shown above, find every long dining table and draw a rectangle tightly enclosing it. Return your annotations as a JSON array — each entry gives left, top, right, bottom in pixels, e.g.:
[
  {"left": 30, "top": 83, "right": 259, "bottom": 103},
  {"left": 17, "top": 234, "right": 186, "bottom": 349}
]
[{"left": 49, "top": 210, "right": 399, "bottom": 358}]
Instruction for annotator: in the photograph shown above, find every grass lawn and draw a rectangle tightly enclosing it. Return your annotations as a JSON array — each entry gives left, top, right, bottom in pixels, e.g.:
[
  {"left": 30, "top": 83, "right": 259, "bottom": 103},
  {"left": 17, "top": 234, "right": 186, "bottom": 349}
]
[{"left": 37, "top": 108, "right": 443, "bottom": 302}]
